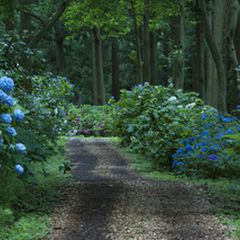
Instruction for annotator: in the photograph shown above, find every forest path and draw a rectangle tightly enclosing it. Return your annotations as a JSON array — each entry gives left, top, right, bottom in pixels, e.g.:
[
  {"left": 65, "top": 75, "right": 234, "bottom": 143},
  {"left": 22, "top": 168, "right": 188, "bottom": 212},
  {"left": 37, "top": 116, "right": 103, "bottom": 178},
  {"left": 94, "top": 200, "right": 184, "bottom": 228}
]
[{"left": 47, "top": 138, "right": 229, "bottom": 240}]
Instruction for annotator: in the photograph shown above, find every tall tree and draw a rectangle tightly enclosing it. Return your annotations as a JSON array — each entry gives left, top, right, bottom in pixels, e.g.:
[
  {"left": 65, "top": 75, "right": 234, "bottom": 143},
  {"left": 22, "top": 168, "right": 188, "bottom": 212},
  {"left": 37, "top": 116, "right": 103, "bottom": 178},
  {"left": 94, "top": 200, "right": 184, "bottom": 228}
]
[{"left": 198, "top": 0, "right": 227, "bottom": 112}]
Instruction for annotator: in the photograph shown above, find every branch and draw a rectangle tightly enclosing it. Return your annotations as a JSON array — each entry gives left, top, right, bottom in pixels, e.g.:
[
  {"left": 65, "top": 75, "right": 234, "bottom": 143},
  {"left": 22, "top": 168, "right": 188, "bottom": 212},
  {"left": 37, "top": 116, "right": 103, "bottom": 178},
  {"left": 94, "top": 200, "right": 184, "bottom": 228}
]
[
  {"left": 22, "top": 11, "right": 46, "bottom": 26},
  {"left": 27, "top": 0, "right": 71, "bottom": 48}
]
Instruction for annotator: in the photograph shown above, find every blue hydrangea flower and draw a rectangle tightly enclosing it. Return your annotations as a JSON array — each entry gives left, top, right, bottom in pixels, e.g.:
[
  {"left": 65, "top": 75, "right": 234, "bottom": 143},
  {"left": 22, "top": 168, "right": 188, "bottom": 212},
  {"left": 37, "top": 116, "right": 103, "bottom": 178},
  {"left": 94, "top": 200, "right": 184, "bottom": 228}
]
[
  {"left": 1, "top": 113, "right": 12, "bottom": 124},
  {"left": 116, "top": 106, "right": 121, "bottom": 111},
  {"left": 0, "top": 139, "right": 3, "bottom": 145},
  {"left": 176, "top": 148, "right": 184, "bottom": 154},
  {"left": 172, "top": 160, "right": 185, "bottom": 168},
  {"left": 15, "top": 164, "right": 24, "bottom": 175},
  {"left": 16, "top": 143, "right": 26, "bottom": 153},
  {"left": 185, "top": 144, "right": 193, "bottom": 151},
  {"left": 189, "top": 137, "right": 195, "bottom": 143},
  {"left": 13, "top": 109, "right": 25, "bottom": 121},
  {"left": 221, "top": 117, "right": 233, "bottom": 123},
  {"left": 0, "top": 77, "right": 14, "bottom": 92},
  {"left": 215, "top": 133, "right": 225, "bottom": 139},
  {"left": 208, "top": 154, "right": 218, "bottom": 161},
  {"left": 6, "top": 127, "right": 17, "bottom": 136},
  {"left": 182, "top": 139, "right": 188, "bottom": 145},
  {"left": 201, "top": 114, "right": 207, "bottom": 120},
  {"left": 225, "top": 129, "right": 234, "bottom": 134},
  {"left": 201, "top": 130, "right": 209, "bottom": 136},
  {"left": 201, "top": 147, "right": 207, "bottom": 152},
  {"left": 5, "top": 95, "right": 14, "bottom": 106},
  {"left": 0, "top": 90, "right": 14, "bottom": 106}
]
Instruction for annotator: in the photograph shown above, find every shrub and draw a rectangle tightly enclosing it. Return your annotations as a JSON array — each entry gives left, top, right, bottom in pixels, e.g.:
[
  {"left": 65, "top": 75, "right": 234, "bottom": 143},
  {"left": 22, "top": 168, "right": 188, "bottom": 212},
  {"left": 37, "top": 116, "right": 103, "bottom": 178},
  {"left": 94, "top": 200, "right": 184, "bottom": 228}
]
[
  {"left": 68, "top": 104, "right": 113, "bottom": 137},
  {"left": 0, "top": 76, "right": 27, "bottom": 176},
  {"left": 111, "top": 83, "right": 240, "bottom": 178}
]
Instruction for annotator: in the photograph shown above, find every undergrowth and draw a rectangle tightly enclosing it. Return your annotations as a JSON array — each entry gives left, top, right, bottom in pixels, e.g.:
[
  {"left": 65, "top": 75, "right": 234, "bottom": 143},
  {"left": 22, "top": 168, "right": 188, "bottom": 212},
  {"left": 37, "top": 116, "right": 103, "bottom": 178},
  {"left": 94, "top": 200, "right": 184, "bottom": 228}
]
[
  {"left": 111, "top": 140, "right": 240, "bottom": 239},
  {"left": 0, "top": 137, "right": 71, "bottom": 240}
]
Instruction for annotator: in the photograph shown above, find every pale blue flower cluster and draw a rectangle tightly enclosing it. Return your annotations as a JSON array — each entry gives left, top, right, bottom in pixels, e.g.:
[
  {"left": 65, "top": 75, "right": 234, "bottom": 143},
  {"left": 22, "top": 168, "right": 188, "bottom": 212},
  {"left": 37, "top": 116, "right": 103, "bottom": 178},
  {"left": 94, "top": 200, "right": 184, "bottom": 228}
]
[
  {"left": 0, "top": 76, "right": 14, "bottom": 92},
  {"left": 6, "top": 127, "right": 17, "bottom": 137},
  {"left": 13, "top": 109, "right": 25, "bottom": 121},
  {"left": 0, "top": 77, "right": 26, "bottom": 175},
  {"left": 1, "top": 113, "right": 12, "bottom": 124},
  {"left": 16, "top": 143, "right": 26, "bottom": 153},
  {"left": 15, "top": 164, "right": 24, "bottom": 175}
]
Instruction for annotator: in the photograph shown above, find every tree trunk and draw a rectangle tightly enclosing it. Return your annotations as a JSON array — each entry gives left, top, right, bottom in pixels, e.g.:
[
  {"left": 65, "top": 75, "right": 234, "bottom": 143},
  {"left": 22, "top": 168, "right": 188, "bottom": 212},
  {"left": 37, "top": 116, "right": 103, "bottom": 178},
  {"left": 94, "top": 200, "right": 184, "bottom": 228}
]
[
  {"left": 198, "top": 0, "right": 227, "bottom": 112},
  {"left": 227, "top": 0, "right": 239, "bottom": 111},
  {"left": 195, "top": 10, "right": 205, "bottom": 99},
  {"left": 130, "top": 0, "right": 143, "bottom": 84},
  {"left": 92, "top": 28, "right": 105, "bottom": 105},
  {"left": 111, "top": 38, "right": 120, "bottom": 101},
  {"left": 1, "top": 0, "right": 15, "bottom": 30},
  {"left": 150, "top": 31, "right": 158, "bottom": 85},
  {"left": 143, "top": 0, "right": 150, "bottom": 83},
  {"left": 55, "top": 22, "right": 66, "bottom": 73},
  {"left": 172, "top": 0, "right": 185, "bottom": 90},
  {"left": 19, "top": 0, "right": 32, "bottom": 73}
]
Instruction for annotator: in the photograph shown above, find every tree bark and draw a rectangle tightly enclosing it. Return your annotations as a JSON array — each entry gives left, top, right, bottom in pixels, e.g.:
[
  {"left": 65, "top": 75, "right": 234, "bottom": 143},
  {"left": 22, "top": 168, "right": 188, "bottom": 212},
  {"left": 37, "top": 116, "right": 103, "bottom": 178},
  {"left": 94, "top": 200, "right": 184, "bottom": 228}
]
[
  {"left": 92, "top": 28, "right": 105, "bottom": 105},
  {"left": 130, "top": 0, "right": 143, "bottom": 84},
  {"left": 172, "top": 0, "right": 185, "bottom": 90},
  {"left": 195, "top": 8, "right": 205, "bottom": 99},
  {"left": 143, "top": 0, "right": 151, "bottom": 83},
  {"left": 198, "top": 0, "right": 227, "bottom": 112},
  {"left": 226, "top": 0, "right": 239, "bottom": 111},
  {"left": 19, "top": 0, "right": 32, "bottom": 73},
  {"left": 1, "top": 0, "right": 15, "bottom": 30},
  {"left": 55, "top": 21, "right": 66, "bottom": 73},
  {"left": 150, "top": 31, "right": 158, "bottom": 85},
  {"left": 111, "top": 38, "right": 120, "bottom": 101}
]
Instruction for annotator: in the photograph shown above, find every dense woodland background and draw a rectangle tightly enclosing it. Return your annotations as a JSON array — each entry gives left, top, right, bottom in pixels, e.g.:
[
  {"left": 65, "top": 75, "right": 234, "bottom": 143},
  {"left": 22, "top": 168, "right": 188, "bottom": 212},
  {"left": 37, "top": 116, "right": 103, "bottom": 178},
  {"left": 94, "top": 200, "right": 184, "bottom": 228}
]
[{"left": 0, "top": 0, "right": 240, "bottom": 112}]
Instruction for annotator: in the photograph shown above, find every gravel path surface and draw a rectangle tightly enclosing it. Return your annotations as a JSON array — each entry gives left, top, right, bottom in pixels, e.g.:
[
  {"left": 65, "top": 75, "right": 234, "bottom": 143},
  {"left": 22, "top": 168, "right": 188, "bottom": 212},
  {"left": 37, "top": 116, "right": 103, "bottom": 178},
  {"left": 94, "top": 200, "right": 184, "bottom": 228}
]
[{"left": 46, "top": 138, "right": 231, "bottom": 240}]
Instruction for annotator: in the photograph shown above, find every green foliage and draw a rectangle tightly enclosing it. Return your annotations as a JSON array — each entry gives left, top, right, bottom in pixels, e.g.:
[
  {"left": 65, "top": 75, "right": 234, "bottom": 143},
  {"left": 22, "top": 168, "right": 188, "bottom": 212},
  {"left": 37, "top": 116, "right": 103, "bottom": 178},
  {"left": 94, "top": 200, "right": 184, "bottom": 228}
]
[
  {"left": 15, "top": 73, "right": 74, "bottom": 165},
  {"left": 0, "top": 138, "right": 70, "bottom": 240},
  {"left": 0, "top": 214, "right": 49, "bottom": 240},
  {"left": 110, "top": 83, "right": 240, "bottom": 178},
  {"left": 68, "top": 104, "right": 113, "bottom": 136},
  {"left": 64, "top": 0, "right": 131, "bottom": 38}
]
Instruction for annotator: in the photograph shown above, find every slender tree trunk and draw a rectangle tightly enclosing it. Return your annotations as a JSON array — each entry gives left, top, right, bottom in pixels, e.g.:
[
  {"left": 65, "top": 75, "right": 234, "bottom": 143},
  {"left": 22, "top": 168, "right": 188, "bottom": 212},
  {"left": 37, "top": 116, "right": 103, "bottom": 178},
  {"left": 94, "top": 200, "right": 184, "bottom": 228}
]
[
  {"left": 227, "top": 0, "right": 239, "bottom": 111},
  {"left": 55, "top": 22, "right": 66, "bottom": 73},
  {"left": 172, "top": 0, "right": 185, "bottom": 90},
  {"left": 1, "top": 0, "right": 15, "bottom": 30},
  {"left": 143, "top": 0, "right": 150, "bottom": 83},
  {"left": 130, "top": 0, "right": 143, "bottom": 84},
  {"left": 235, "top": 10, "right": 240, "bottom": 62},
  {"left": 195, "top": 10, "right": 205, "bottom": 99},
  {"left": 150, "top": 31, "right": 158, "bottom": 85},
  {"left": 199, "top": 0, "right": 227, "bottom": 112},
  {"left": 111, "top": 38, "right": 120, "bottom": 100},
  {"left": 19, "top": 0, "right": 32, "bottom": 73},
  {"left": 92, "top": 28, "right": 105, "bottom": 105}
]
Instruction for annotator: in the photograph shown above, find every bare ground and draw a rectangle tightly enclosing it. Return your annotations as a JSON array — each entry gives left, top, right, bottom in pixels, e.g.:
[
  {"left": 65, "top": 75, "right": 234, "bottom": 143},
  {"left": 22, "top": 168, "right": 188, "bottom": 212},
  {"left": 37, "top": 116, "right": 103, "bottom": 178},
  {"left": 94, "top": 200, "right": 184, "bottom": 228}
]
[{"left": 45, "top": 138, "right": 231, "bottom": 240}]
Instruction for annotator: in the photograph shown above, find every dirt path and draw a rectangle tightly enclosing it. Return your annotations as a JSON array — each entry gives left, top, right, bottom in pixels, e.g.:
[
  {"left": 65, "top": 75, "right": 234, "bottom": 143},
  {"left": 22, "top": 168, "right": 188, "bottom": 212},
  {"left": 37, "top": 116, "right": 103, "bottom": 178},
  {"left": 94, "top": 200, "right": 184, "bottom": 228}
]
[{"left": 46, "top": 138, "right": 230, "bottom": 240}]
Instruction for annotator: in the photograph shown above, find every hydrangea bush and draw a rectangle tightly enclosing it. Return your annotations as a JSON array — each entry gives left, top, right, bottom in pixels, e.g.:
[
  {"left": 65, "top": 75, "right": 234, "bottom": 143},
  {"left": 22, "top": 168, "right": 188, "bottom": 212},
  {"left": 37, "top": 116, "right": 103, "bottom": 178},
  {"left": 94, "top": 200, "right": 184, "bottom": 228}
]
[
  {"left": 68, "top": 104, "right": 112, "bottom": 137},
  {"left": 0, "top": 76, "right": 26, "bottom": 176},
  {"left": 14, "top": 73, "right": 74, "bottom": 164},
  {"left": 111, "top": 83, "right": 240, "bottom": 178}
]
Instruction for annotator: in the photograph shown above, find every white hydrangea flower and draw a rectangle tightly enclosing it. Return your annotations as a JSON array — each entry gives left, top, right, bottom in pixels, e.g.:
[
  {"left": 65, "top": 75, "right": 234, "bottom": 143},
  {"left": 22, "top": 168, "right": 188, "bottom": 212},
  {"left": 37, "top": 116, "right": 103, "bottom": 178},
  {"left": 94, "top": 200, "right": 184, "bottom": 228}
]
[
  {"left": 168, "top": 96, "right": 177, "bottom": 102},
  {"left": 186, "top": 102, "right": 196, "bottom": 109}
]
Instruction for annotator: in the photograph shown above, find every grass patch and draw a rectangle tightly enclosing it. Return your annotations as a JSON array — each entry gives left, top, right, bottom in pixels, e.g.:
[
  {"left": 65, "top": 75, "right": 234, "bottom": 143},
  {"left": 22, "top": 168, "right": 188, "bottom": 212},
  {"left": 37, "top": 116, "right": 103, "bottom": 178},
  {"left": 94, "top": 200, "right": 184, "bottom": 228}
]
[
  {"left": 113, "top": 142, "right": 240, "bottom": 239},
  {"left": 0, "top": 137, "right": 71, "bottom": 240}
]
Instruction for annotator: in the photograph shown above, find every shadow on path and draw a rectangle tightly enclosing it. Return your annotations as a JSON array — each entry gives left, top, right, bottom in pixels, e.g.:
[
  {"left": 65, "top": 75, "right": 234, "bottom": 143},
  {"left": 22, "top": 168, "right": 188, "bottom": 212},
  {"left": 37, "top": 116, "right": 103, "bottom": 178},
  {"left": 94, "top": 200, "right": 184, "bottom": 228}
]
[{"left": 47, "top": 139, "right": 229, "bottom": 240}]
